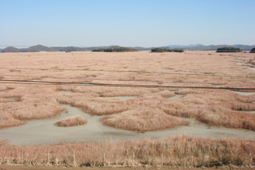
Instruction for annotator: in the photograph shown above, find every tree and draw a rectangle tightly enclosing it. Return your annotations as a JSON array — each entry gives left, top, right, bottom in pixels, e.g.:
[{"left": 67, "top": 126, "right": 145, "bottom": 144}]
[
  {"left": 151, "top": 48, "right": 183, "bottom": 53},
  {"left": 217, "top": 46, "right": 242, "bottom": 53},
  {"left": 250, "top": 47, "right": 255, "bottom": 53}
]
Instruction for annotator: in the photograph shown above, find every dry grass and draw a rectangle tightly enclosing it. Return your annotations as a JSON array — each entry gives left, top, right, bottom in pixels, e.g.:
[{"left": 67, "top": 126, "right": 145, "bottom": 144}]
[
  {"left": 230, "top": 102, "right": 255, "bottom": 111},
  {"left": 0, "top": 135, "right": 254, "bottom": 167},
  {"left": 161, "top": 89, "right": 255, "bottom": 130},
  {"left": 59, "top": 96, "right": 129, "bottom": 116},
  {"left": 0, "top": 86, "right": 8, "bottom": 91},
  {"left": 71, "top": 86, "right": 155, "bottom": 97},
  {"left": 0, "top": 51, "right": 255, "bottom": 131},
  {"left": 198, "top": 111, "right": 255, "bottom": 130},
  {"left": 0, "top": 51, "right": 255, "bottom": 167},
  {"left": 0, "top": 85, "right": 65, "bottom": 128},
  {"left": 236, "top": 94, "right": 255, "bottom": 103},
  {"left": 0, "top": 113, "right": 25, "bottom": 129},
  {"left": 155, "top": 90, "right": 175, "bottom": 98},
  {"left": 102, "top": 108, "right": 188, "bottom": 132},
  {"left": 0, "top": 101, "right": 65, "bottom": 120},
  {"left": 55, "top": 116, "right": 87, "bottom": 127}
]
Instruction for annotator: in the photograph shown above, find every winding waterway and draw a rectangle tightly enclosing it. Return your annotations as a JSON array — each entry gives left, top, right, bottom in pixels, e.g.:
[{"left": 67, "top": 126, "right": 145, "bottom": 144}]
[{"left": 0, "top": 102, "right": 255, "bottom": 146}]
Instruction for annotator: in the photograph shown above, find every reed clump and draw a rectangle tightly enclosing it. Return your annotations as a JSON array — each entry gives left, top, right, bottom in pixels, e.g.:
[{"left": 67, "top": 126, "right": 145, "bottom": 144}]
[
  {"left": 102, "top": 108, "right": 188, "bottom": 132},
  {"left": 0, "top": 113, "right": 25, "bottom": 129},
  {"left": 197, "top": 111, "right": 255, "bottom": 130},
  {"left": 55, "top": 116, "right": 87, "bottom": 127}
]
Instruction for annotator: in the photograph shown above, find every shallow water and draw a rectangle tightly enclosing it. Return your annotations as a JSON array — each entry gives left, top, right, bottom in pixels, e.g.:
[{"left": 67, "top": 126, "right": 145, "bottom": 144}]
[
  {"left": 248, "top": 67, "right": 255, "bottom": 70},
  {"left": 102, "top": 96, "right": 136, "bottom": 100},
  {"left": 0, "top": 105, "right": 136, "bottom": 145},
  {"left": 0, "top": 105, "right": 255, "bottom": 146},
  {"left": 215, "top": 85, "right": 222, "bottom": 88},
  {"left": 80, "top": 83, "right": 91, "bottom": 86},
  {"left": 235, "top": 62, "right": 244, "bottom": 66},
  {"left": 5, "top": 98, "right": 18, "bottom": 102},
  {"left": 235, "top": 62, "right": 255, "bottom": 70},
  {"left": 58, "top": 90, "right": 137, "bottom": 100},
  {"left": 237, "top": 111, "right": 255, "bottom": 114},
  {"left": 231, "top": 91, "right": 255, "bottom": 96},
  {"left": 168, "top": 94, "right": 183, "bottom": 99},
  {"left": 0, "top": 89, "right": 10, "bottom": 93},
  {"left": 58, "top": 90, "right": 73, "bottom": 94},
  {"left": 58, "top": 90, "right": 136, "bottom": 100}
]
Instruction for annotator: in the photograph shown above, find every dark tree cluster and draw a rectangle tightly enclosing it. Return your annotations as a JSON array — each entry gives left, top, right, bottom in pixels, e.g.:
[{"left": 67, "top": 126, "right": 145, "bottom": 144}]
[
  {"left": 217, "top": 46, "right": 243, "bottom": 53},
  {"left": 151, "top": 48, "right": 184, "bottom": 53},
  {"left": 92, "top": 46, "right": 138, "bottom": 52},
  {"left": 52, "top": 46, "right": 89, "bottom": 51},
  {"left": 250, "top": 47, "right": 255, "bottom": 53}
]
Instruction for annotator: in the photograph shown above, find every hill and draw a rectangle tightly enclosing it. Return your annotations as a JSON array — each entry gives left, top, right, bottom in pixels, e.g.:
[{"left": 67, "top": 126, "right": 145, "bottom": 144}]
[
  {"left": 2, "top": 46, "right": 20, "bottom": 52},
  {"left": 166, "top": 44, "right": 255, "bottom": 51},
  {"left": 19, "top": 45, "right": 56, "bottom": 52}
]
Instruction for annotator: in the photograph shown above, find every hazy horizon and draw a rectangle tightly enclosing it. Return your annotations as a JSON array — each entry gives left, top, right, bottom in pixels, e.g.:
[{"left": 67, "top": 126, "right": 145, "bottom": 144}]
[
  {"left": 1, "top": 43, "right": 255, "bottom": 50},
  {"left": 1, "top": 0, "right": 255, "bottom": 48}
]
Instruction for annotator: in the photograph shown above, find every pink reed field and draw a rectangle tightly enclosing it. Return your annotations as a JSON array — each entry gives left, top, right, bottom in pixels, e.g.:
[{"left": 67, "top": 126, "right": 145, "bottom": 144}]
[{"left": 0, "top": 51, "right": 255, "bottom": 167}]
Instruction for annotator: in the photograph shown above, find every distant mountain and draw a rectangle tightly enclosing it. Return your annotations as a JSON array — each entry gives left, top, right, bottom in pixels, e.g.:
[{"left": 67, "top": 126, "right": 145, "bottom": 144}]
[
  {"left": 166, "top": 44, "right": 202, "bottom": 48},
  {"left": 231, "top": 44, "right": 255, "bottom": 51},
  {"left": 2, "top": 46, "right": 20, "bottom": 52},
  {"left": 19, "top": 45, "right": 57, "bottom": 52},
  {"left": 166, "top": 44, "right": 255, "bottom": 51},
  {"left": 1, "top": 44, "right": 255, "bottom": 53}
]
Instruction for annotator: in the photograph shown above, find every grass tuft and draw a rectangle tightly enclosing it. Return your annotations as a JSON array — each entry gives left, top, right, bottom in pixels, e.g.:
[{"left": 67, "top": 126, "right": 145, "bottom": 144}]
[
  {"left": 55, "top": 116, "right": 87, "bottom": 127},
  {"left": 0, "top": 113, "right": 25, "bottom": 129},
  {"left": 103, "top": 108, "right": 188, "bottom": 132}
]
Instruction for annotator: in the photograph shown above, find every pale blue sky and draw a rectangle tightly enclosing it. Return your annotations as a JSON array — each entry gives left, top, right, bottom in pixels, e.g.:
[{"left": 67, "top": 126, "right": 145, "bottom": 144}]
[{"left": 0, "top": 0, "right": 254, "bottom": 48}]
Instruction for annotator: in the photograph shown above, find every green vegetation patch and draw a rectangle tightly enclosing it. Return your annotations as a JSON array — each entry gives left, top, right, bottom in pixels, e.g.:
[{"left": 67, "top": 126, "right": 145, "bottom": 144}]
[
  {"left": 92, "top": 46, "right": 138, "bottom": 52},
  {"left": 217, "top": 46, "right": 242, "bottom": 53},
  {"left": 151, "top": 48, "right": 184, "bottom": 53}
]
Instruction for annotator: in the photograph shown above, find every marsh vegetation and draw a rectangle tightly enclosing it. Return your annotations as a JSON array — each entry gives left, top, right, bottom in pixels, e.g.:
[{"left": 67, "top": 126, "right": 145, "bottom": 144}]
[{"left": 0, "top": 51, "right": 255, "bottom": 167}]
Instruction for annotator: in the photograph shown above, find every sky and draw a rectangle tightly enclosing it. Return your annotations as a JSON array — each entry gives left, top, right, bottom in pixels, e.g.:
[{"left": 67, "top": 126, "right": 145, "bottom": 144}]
[{"left": 0, "top": 0, "right": 255, "bottom": 48}]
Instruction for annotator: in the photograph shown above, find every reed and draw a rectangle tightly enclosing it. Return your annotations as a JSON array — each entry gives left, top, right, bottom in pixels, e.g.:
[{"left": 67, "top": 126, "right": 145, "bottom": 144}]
[
  {"left": 0, "top": 135, "right": 254, "bottom": 167},
  {"left": 197, "top": 111, "right": 255, "bottom": 130},
  {"left": 55, "top": 116, "right": 87, "bottom": 127},
  {"left": 102, "top": 108, "right": 188, "bottom": 132},
  {"left": 0, "top": 113, "right": 25, "bottom": 129},
  {"left": 0, "top": 51, "right": 255, "bottom": 132}
]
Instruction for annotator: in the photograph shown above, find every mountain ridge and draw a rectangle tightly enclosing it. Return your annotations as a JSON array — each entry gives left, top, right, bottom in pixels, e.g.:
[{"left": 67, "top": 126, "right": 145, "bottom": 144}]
[{"left": 1, "top": 44, "right": 255, "bottom": 52}]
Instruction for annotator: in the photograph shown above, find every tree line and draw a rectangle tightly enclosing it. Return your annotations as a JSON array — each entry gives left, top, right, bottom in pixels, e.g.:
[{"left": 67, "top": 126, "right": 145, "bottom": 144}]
[
  {"left": 216, "top": 46, "right": 243, "bottom": 52},
  {"left": 92, "top": 46, "right": 138, "bottom": 52},
  {"left": 151, "top": 48, "right": 184, "bottom": 52}
]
